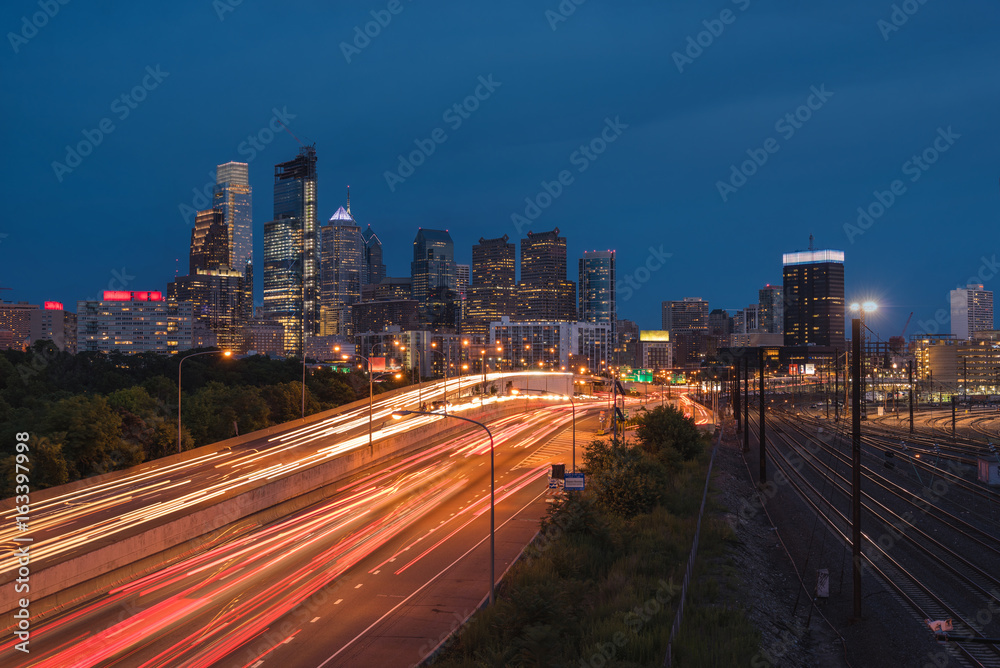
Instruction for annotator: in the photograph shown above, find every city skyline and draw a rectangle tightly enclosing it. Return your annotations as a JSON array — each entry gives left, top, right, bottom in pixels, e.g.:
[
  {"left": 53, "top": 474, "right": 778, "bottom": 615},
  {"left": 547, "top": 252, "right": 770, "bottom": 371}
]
[{"left": 3, "top": 3, "right": 998, "bottom": 337}]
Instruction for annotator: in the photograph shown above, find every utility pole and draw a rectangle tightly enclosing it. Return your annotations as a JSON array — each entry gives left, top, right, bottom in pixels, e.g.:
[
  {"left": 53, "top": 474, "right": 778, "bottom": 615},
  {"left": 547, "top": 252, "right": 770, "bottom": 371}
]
[
  {"left": 952, "top": 395, "right": 957, "bottom": 441},
  {"left": 908, "top": 360, "right": 914, "bottom": 434},
  {"left": 744, "top": 359, "right": 749, "bottom": 453},
  {"left": 851, "top": 318, "right": 862, "bottom": 621},
  {"left": 834, "top": 348, "right": 840, "bottom": 421},
  {"left": 759, "top": 347, "right": 766, "bottom": 485}
]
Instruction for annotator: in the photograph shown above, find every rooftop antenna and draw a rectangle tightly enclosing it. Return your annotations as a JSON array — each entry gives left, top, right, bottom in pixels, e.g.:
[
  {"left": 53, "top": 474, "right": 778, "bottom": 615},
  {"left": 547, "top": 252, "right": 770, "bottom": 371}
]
[
  {"left": 346, "top": 185, "right": 351, "bottom": 214},
  {"left": 808, "top": 234, "right": 815, "bottom": 251}
]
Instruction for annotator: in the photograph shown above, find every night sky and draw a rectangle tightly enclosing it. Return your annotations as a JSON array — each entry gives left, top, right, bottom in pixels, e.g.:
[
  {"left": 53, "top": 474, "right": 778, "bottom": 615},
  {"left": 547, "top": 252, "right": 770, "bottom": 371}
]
[{"left": 2, "top": 1, "right": 998, "bottom": 337}]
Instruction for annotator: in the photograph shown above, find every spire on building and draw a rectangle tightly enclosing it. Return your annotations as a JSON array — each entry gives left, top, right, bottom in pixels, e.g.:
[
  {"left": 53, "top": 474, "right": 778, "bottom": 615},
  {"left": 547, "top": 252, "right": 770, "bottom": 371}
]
[{"left": 346, "top": 185, "right": 351, "bottom": 214}]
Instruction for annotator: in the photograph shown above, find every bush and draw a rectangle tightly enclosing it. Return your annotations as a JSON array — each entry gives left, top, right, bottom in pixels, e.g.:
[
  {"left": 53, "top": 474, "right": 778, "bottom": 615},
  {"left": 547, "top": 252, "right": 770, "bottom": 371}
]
[{"left": 583, "top": 438, "right": 667, "bottom": 518}]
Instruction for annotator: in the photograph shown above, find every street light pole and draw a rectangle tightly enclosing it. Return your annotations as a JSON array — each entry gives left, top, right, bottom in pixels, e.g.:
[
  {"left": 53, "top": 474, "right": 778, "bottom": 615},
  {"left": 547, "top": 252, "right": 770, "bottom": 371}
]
[
  {"left": 851, "top": 317, "right": 863, "bottom": 620},
  {"left": 178, "top": 349, "right": 231, "bottom": 454},
  {"left": 392, "top": 409, "right": 496, "bottom": 605}
]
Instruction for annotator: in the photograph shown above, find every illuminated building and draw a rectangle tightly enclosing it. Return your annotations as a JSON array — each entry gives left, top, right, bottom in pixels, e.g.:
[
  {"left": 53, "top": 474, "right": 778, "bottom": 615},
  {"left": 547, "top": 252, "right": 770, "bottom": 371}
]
[
  {"left": 758, "top": 284, "right": 784, "bottom": 334},
  {"left": 488, "top": 317, "right": 610, "bottom": 370},
  {"left": 168, "top": 268, "right": 248, "bottom": 352},
  {"left": 189, "top": 208, "right": 230, "bottom": 273},
  {"left": 950, "top": 284, "right": 993, "bottom": 340},
  {"left": 661, "top": 298, "right": 708, "bottom": 335},
  {"left": 30, "top": 302, "right": 76, "bottom": 353},
  {"left": 362, "top": 277, "right": 412, "bottom": 302},
  {"left": 0, "top": 301, "right": 38, "bottom": 350},
  {"left": 319, "top": 202, "right": 365, "bottom": 336},
  {"left": 517, "top": 228, "right": 576, "bottom": 322},
  {"left": 245, "top": 316, "right": 285, "bottom": 356},
  {"left": 213, "top": 161, "right": 253, "bottom": 272},
  {"left": 578, "top": 250, "right": 616, "bottom": 341},
  {"left": 76, "top": 291, "right": 193, "bottom": 354},
  {"left": 264, "top": 146, "right": 318, "bottom": 355},
  {"left": 466, "top": 235, "right": 516, "bottom": 339},
  {"left": 781, "top": 245, "right": 845, "bottom": 348},
  {"left": 411, "top": 228, "right": 458, "bottom": 329},
  {"left": 639, "top": 330, "right": 671, "bottom": 371}
]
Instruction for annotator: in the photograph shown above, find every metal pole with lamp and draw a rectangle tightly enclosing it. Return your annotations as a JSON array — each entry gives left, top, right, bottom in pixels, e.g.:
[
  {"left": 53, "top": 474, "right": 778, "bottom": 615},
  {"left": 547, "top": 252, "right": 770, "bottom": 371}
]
[
  {"left": 392, "top": 409, "right": 496, "bottom": 605},
  {"left": 178, "top": 349, "right": 232, "bottom": 454}
]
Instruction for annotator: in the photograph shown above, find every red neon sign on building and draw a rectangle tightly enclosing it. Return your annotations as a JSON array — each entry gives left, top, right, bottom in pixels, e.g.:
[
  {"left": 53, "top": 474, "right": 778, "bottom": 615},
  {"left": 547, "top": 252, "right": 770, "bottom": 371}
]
[
  {"left": 44, "top": 301, "right": 64, "bottom": 310},
  {"left": 103, "top": 291, "right": 164, "bottom": 302}
]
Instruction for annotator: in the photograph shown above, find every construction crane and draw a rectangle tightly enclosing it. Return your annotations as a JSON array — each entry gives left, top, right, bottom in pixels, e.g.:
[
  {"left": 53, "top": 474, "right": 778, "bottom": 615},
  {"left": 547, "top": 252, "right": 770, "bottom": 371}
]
[{"left": 900, "top": 311, "right": 913, "bottom": 338}]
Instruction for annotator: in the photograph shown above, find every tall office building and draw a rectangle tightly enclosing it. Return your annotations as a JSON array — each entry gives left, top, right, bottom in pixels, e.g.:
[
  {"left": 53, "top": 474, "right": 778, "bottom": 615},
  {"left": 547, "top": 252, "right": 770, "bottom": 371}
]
[
  {"left": 456, "top": 263, "right": 469, "bottom": 328},
  {"left": 213, "top": 161, "right": 252, "bottom": 271},
  {"left": 362, "top": 223, "right": 386, "bottom": 287},
  {"left": 411, "top": 228, "right": 458, "bottom": 329},
  {"left": 661, "top": 298, "right": 709, "bottom": 334},
  {"left": 758, "top": 284, "right": 784, "bottom": 334},
  {"left": 517, "top": 228, "right": 576, "bottom": 321},
  {"left": 578, "top": 250, "right": 616, "bottom": 333},
  {"left": 319, "top": 204, "right": 365, "bottom": 336},
  {"left": 782, "top": 247, "right": 845, "bottom": 347},
  {"left": 951, "top": 283, "right": 994, "bottom": 340},
  {"left": 189, "top": 208, "right": 230, "bottom": 273},
  {"left": 466, "top": 235, "right": 517, "bottom": 338},
  {"left": 263, "top": 146, "right": 318, "bottom": 355},
  {"left": 708, "top": 309, "right": 732, "bottom": 337}
]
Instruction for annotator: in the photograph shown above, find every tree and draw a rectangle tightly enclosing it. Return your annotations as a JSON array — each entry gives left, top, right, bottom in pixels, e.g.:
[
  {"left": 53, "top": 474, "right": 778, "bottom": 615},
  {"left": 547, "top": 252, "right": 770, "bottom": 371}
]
[
  {"left": 184, "top": 382, "right": 269, "bottom": 447},
  {"left": 582, "top": 438, "right": 666, "bottom": 518},
  {"left": 43, "top": 394, "right": 126, "bottom": 479},
  {"left": 634, "top": 405, "right": 704, "bottom": 467}
]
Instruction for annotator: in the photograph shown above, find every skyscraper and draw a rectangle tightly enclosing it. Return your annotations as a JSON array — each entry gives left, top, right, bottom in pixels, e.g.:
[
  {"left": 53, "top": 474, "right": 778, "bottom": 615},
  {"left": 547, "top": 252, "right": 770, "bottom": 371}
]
[
  {"left": 466, "top": 235, "right": 516, "bottom": 338},
  {"left": 782, "top": 247, "right": 845, "bottom": 347},
  {"left": 758, "top": 284, "right": 784, "bottom": 334},
  {"left": 263, "top": 146, "right": 318, "bottom": 355},
  {"left": 362, "top": 224, "right": 386, "bottom": 287},
  {"left": 319, "top": 203, "right": 365, "bottom": 336},
  {"left": 189, "top": 208, "right": 230, "bottom": 274},
  {"left": 951, "top": 283, "right": 994, "bottom": 339},
  {"left": 578, "top": 250, "right": 616, "bottom": 335},
  {"left": 517, "top": 228, "right": 576, "bottom": 321},
  {"left": 213, "top": 161, "right": 252, "bottom": 271},
  {"left": 411, "top": 228, "right": 458, "bottom": 329},
  {"left": 456, "top": 263, "right": 469, "bottom": 329}
]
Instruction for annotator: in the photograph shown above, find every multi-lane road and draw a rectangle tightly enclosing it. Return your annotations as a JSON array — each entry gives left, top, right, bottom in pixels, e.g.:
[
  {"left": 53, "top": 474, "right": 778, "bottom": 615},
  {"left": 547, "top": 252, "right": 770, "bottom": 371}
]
[{"left": 2, "top": 376, "right": 604, "bottom": 667}]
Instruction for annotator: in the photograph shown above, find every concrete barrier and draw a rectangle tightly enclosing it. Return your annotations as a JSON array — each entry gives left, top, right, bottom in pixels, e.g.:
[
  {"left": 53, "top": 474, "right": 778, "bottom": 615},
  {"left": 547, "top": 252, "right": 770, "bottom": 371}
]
[{"left": 1, "top": 395, "right": 565, "bottom": 617}]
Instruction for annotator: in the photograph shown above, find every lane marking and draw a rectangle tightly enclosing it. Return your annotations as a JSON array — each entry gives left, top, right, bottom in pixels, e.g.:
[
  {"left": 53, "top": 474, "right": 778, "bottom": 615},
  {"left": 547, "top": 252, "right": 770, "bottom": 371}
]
[{"left": 311, "top": 616, "right": 321, "bottom": 623}]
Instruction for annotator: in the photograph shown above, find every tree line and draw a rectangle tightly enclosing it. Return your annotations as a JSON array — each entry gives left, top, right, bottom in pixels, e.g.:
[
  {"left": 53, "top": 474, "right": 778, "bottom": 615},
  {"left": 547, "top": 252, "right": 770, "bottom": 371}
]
[{"left": 0, "top": 343, "right": 400, "bottom": 496}]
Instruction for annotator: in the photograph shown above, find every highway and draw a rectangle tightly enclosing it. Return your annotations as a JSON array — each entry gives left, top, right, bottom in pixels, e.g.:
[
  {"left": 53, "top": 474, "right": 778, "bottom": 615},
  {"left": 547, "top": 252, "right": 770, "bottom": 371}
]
[
  {"left": 0, "top": 373, "right": 551, "bottom": 581},
  {"left": 1, "top": 388, "right": 601, "bottom": 667}
]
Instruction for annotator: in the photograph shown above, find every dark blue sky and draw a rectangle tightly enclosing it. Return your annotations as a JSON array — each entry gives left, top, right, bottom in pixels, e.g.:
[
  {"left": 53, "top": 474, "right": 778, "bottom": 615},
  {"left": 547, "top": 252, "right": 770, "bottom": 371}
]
[{"left": 2, "top": 1, "right": 998, "bottom": 337}]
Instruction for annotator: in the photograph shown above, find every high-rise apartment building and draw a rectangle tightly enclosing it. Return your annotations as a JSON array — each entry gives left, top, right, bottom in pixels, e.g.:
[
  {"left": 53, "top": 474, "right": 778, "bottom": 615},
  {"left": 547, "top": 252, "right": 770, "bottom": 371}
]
[
  {"left": 782, "top": 248, "right": 845, "bottom": 348},
  {"left": 77, "top": 291, "right": 193, "bottom": 354},
  {"left": 0, "top": 301, "right": 38, "bottom": 350},
  {"left": 951, "top": 283, "right": 994, "bottom": 340},
  {"left": 517, "top": 228, "right": 576, "bottom": 321},
  {"left": 30, "top": 302, "right": 76, "bottom": 353},
  {"left": 213, "top": 161, "right": 252, "bottom": 271},
  {"left": 578, "top": 250, "right": 616, "bottom": 335},
  {"left": 411, "top": 228, "right": 458, "bottom": 329},
  {"left": 466, "top": 235, "right": 517, "bottom": 338},
  {"left": 758, "top": 284, "right": 784, "bottom": 334},
  {"left": 319, "top": 204, "right": 365, "bottom": 336},
  {"left": 263, "top": 146, "right": 318, "bottom": 355}
]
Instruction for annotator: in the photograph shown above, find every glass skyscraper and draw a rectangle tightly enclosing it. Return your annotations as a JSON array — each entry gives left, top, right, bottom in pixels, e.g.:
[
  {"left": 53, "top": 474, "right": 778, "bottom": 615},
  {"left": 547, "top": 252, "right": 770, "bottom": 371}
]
[
  {"left": 213, "top": 161, "right": 252, "bottom": 272},
  {"left": 411, "top": 228, "right": 458, "bottom": 329},
  {"left": 263, "top": 146, "right": 318, "bottom": 355},
  {"left": 578, "top": 250, "right": 616, "bottom": 332},
  {"left": 319, "top": 204, "right": 365, "bottom": 336},
  {"left": 517, "top": 228, "right": 576, "bottom": 322},
  {"left": 782, "top": 249, "right": 845, "bottom": 348}
]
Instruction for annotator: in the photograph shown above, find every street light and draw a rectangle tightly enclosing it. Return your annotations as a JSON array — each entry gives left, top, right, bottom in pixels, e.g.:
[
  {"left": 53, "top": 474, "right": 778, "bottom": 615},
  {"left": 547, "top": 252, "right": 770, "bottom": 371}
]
[
  {"left": 343, "top": 348, "right": 394, "bottom": 453},
  {"left": 392, "top": 409, "right": 496, "bottom": 606},
  {"left": 512, "top": 387, "right": 577, "bottom": 472},
  {"left": 178, "top": 349, "right": 232, "bottom": 454}
]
